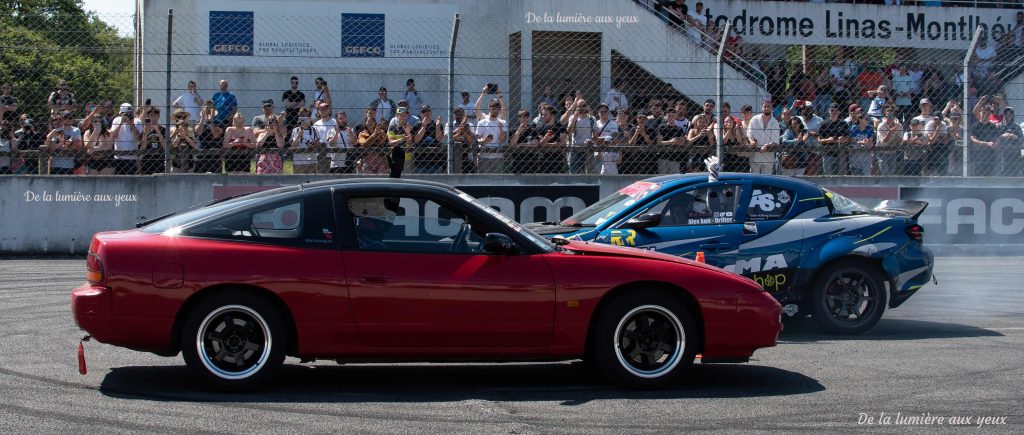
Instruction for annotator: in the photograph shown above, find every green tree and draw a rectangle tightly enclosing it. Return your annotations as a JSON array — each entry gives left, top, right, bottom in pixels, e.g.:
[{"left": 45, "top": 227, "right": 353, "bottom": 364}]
[{"left": 0, "top": 0, "right": 133, "bottom": 123}]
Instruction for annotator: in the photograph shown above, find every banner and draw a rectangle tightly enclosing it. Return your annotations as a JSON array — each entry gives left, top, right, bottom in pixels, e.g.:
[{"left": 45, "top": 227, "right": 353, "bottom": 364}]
[
  {"left": 196, "top": 1, "right": 455, "bottom": 66},
  {"left": 702, "top": 0, "right": 1021, "bottom": 49},
  {"left": 901, "top": 187, "right": 1024, "bottom": 245}
]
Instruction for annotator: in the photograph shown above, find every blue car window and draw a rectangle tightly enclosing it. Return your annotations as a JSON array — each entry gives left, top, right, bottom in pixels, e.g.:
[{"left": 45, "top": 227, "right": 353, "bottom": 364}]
[
  {"left": 643, "top": 185, "right": 740, "bottom": 227},
  {"left": 747, "top": 185, "right": 795, "bottom": 221}
]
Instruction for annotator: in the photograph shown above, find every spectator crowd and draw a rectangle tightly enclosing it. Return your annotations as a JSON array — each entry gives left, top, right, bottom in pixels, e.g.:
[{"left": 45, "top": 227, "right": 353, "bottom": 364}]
[{"left": 2, "top": 38, "right": 1024, "bottom": 177}]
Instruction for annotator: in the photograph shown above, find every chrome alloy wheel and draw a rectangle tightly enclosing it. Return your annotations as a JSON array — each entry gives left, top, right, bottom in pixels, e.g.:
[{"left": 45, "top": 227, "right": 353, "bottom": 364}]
[
  {"left": 195, "top": 305, "right": 272, "bottom": 380},
  {"left": 613, "top": 305, "right": 684, "bottom": 379}
]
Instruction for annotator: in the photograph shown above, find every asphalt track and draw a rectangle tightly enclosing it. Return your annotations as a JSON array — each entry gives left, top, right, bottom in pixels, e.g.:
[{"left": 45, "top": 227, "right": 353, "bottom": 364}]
[{"left": 0, "top": 256, "right": 1021, "bottom": 434}]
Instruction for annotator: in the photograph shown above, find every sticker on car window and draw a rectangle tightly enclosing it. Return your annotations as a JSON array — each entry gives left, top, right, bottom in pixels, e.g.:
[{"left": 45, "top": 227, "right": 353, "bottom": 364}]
[
  {"left": 747, "top": 186, "right": 794, "bottom": 221},
  {"left": 617, "top": 181, "right": 661, "bottom": 200}
]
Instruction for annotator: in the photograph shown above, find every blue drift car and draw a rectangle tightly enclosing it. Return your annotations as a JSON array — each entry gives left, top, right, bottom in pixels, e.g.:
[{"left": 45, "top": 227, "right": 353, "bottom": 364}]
[{"left": 527, "top": 173, "right": 934, "bottom": 334}]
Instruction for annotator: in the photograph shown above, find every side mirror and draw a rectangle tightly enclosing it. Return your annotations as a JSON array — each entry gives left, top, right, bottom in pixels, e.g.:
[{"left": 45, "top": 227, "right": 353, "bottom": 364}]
[
  {"left": 483, "top": 233, "right": 520, "bottom": 254},
  {"left": 624, "top": 213, "right": 661, "bottom": 229}
]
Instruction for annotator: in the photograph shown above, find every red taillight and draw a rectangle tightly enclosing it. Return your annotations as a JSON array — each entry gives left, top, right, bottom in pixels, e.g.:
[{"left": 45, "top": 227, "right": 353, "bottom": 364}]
[
  {"left": 86, "top": 251, "right": 104, "bottom": 284},
  {"left": 906, "top": 224, "right": 923, "bottom": 241}
]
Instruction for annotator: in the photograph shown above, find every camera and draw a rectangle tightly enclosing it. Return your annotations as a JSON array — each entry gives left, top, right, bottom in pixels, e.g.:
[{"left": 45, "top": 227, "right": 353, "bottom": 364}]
[
  {"left": 145, "top": 118, "right": 151, "bottom": 124},
  {"left": 486, "top": 83, "right": 498, "bottom": 94}
]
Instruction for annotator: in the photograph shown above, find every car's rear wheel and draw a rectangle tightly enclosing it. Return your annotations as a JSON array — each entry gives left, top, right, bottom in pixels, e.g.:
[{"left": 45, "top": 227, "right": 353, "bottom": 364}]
[
  {"left": 590, "top": 290, "right": 697, "bottom": 389},
  {"left": 181, "top": 291, "right": 286, "bottom": 390},
  {"left": 812, "top": 261, "right": 886, "bottom": 334}
]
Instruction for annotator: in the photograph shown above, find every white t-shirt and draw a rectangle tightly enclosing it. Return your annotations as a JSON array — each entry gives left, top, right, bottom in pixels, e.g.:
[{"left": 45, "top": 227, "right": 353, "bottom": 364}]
[
  {"left": 569, "top": 115, "right": 596, "bottom": 147},
  {"left": 51, "top": 127, "right": 82, "bottom": 169},
  {"left": 605, "top": 89, "right": 628, "bottom": 113},
  {"left": 173, "top": 91, "right": 204, "bottom": 120},
  {"left": 594, "top": 119, "right": 619, "bottom": 162},
  {"left": 373, "top": 100, "right": 392, "bottom": 123},
  {"left": 312, "top": 118, "right": 337, "bottom": 146},
  {"left": 291, "top": 126, "right": 319, "bottom": 164},
  {"left": 475, "top": 116, "right": 505, "bottom": 151},
  {"left": 111, "top": 116, "right": 142, "bottom": 160},
  {"left": 875, "top": 120, "right": 903, "bottom": 147},
  {"left": 328, "top": 126, "right": 353, "bottom": 168}
]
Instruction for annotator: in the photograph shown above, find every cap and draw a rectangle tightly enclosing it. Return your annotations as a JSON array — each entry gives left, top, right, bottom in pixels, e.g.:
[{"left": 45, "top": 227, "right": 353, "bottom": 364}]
[
  {"left": 876, "top": 85, "right": 889, "bottom": 93},
  {"left": 59, "top": 110, "right": 73, "bottom": 118},
  {"left": 119, "top": 103, "right": 132, "bottom": 114},
  {"left": 396, "top": 106, "right": 408, "bottom": 114},
  {"left": 262, "top": 99, "right": 274, "bottom": 107},
  {"left": 920, "top": 98, "right": 932, "bottom": 105},
  {"left": 173, "top": 108, "right": 189, "bottom": 118},
  {"left": 848, "top": 103, "right": 861, "bottom": 112},
  {"left": 420, "top": 104, "right": 431, "bottom": 112},
  {"left": 21, "top": 118, "right": 34, "bottom": 126},
  {"left": 460, "top": 90, "right": 470, "bottom": 96},
  {"left": 1004, "top": 106, "right": 1015, "bottom": 113},
  {"left": 828, "top": 103, "right": 840, "bottom": 110}
]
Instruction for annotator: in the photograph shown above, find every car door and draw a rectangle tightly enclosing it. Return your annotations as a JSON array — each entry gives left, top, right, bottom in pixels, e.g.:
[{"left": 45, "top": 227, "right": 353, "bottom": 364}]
[
  {"left": 735, "top": 183, "right": 802, "bottom": 296},
  {"left": 600, "top": 182, "right": 745, "bottom": 269},
  {"left": 337, "top": 191, "right": 556, "bottom": 348}
]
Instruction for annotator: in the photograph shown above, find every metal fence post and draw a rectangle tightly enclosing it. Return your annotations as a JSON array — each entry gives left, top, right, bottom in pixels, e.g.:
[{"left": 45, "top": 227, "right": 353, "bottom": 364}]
[
  {"left": 164, "top": 9, "right": 173, "bottom": 173},
  {"left": 715, "top": 20, "right": 731, "bottom": 170},
  {"left": 963, "top": 26, "right": 982, "bottom": 178},
  {"left": 447, "top": 14, "right": 460, "bottom": 174}
]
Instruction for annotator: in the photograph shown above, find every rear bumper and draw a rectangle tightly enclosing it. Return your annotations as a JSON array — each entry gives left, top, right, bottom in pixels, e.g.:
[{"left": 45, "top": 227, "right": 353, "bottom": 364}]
[
  {"left": 71, "top": 283, "right": 113, "bottom": 342},
  {"left": 887, "top": 244, "right": 934, "bottom": 308}
]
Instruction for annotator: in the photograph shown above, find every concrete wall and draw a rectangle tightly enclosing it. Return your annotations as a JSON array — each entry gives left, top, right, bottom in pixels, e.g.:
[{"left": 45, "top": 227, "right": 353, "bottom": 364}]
[{"left": 3, "top": 174, "right": 1022, "bottom": 255}]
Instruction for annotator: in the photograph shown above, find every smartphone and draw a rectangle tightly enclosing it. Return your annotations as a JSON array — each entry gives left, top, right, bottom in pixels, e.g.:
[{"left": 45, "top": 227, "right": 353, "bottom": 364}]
[
  {"left": 145, "top": 98, "right": 152, "bottom": 106},
  {"left": 486, "top": 83, "right": 497, "bottom": 94}
]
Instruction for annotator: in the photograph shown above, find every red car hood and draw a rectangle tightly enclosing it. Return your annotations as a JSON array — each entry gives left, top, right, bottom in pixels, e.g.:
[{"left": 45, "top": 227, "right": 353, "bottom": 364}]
[{"left": 562, "top": 241, "right": 727, "bottom": 274}]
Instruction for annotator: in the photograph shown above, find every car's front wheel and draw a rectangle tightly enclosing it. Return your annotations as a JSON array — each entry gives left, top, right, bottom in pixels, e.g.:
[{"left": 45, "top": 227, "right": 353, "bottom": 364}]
[
  {"left": 181, "top": 291, "right": 286, "bottom": 390},
  {"left": 811, "top": 261, "right": 886, "bottom": 334},
  {"left": 590, "top": 290, "right": 697, "bottom": 389}
]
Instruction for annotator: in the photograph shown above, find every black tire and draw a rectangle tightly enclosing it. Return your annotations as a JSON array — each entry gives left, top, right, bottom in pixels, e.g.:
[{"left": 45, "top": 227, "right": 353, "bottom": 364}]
[
  {"left": 590, "top": 289, "right": 697, "bottom": 389},
  {"left": 811, "top": 260, "right": 887, "bottom": 335},
  {"left": 181, "top": 290, "right": 287, "bottom": 391}
]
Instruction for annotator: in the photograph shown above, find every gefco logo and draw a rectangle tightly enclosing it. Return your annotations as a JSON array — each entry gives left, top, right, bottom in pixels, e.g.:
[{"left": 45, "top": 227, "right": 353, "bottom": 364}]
[
  {"left": 209, "top": 11, "right": 254, "bottom": 56},
  {"left": 341, "top": 13, "right": 385, "bottom": 58},
  {"left": 343, "top": 46, "right": 383, "bottom": 55},
  {"left": 211, "top": 44, "right": 252, "bottom": 54}
]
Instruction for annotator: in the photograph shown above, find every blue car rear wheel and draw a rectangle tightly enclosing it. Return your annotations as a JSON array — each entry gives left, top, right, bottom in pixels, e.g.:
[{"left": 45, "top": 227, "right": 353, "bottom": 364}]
[{"left": 811, "top": 261, "right": 886, "bottom": 334}]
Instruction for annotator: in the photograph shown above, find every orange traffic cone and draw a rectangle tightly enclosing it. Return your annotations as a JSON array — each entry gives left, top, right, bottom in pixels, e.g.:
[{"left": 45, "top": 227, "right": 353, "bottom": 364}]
[{"left": 695, "top": 251, "right": 705, "bottom": 263}]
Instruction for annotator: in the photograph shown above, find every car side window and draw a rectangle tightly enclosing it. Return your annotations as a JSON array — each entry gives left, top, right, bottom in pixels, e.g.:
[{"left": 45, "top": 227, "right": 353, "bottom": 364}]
[
  {"left": 747, "top": 185, "right": 795, "bottom": 221},
  {"left": 187, "top": 191, "right": 336, "bottom": 248},
  {"left": 642, "top": 185, "right": 741, "bottom": 227},
  {"left": 347, "top": 195, "right": 491, "bottom": 254}
]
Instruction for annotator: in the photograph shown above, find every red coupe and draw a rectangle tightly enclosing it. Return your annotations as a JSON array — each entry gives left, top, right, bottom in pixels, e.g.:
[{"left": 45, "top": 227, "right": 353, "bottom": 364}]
[{"left": 72, "top": 179, "right": 781, "bottom": 389}]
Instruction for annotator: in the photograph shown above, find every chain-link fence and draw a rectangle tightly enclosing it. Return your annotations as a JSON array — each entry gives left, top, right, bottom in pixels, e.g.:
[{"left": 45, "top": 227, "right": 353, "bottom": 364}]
[{"left": 2, "top": 3, "right": 1024, "bottom": 177}]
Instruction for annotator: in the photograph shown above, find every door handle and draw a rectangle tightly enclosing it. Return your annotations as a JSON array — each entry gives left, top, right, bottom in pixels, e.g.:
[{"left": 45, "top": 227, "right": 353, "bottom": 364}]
[{"left": 359, "top": 276, "right": 389, "bottom": 284}]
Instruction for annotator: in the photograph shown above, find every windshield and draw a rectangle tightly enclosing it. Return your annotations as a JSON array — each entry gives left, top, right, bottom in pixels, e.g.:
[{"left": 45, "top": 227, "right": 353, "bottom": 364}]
[
  {"left": 458, "top": 192, "right": 556, "bottom": 252},
  {"left": 562, "top": 181, "right": 662, "bottom": 227},
  {"left": 824, "top": 188, "right": 870, "bottom": 216},
  {"left": 140, "top": 195, "right": 271, "bottom": 234}
]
